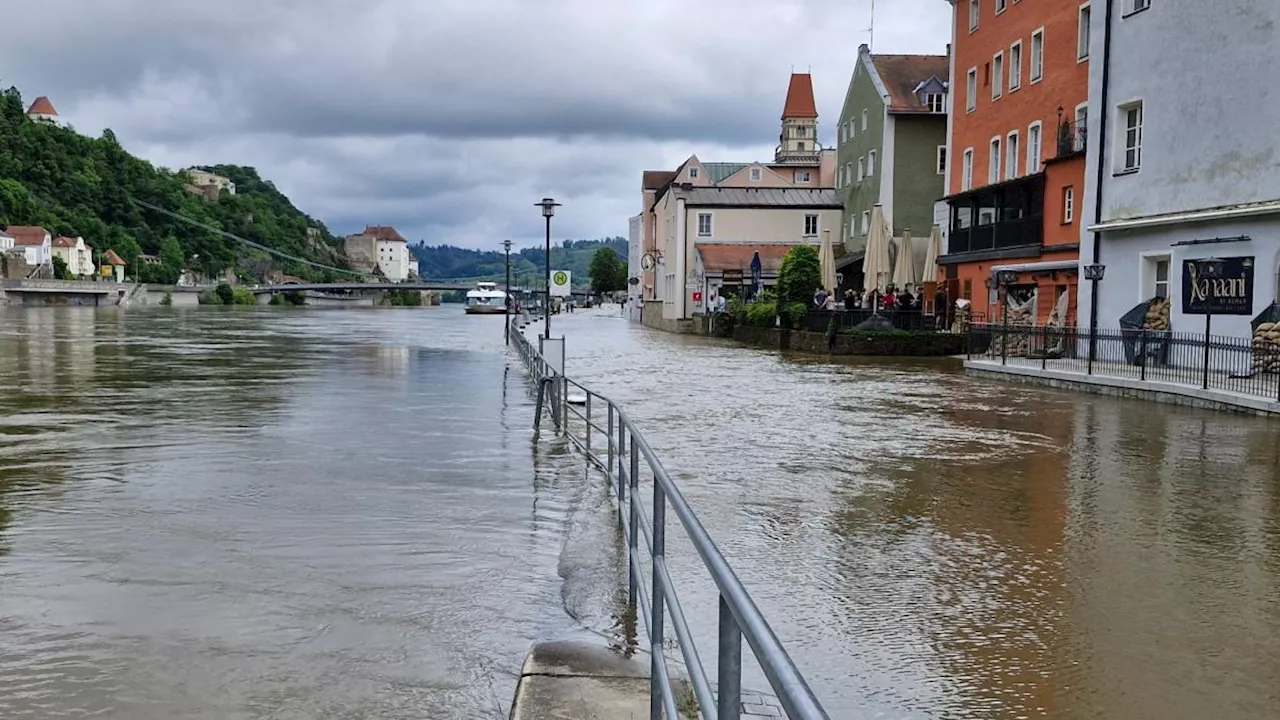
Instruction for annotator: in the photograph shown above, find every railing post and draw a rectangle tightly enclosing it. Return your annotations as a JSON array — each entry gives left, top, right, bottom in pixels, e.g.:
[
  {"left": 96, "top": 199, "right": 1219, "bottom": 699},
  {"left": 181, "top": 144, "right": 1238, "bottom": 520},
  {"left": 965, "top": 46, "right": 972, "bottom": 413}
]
[
  {"left": 1041, "top": 325, "right": 1048, "bottom": 370},
  {"left": 533, "top": 378, "right": 545, "bottom": 430},
  {"left": 628, "top": 432, "right": 639, "bottom": 616},
  {"left": 1139, "top": 329, "right": 1148, "bottom": 381},
  {"left": 649, "top": 478, "right": 666, "bottom": 720},
  {"left": 718, "top": 595, "right": 743, "bottom": 720},
  {"left": 1087, "top": 327, "right": 1095, "bottom": 376},
  {"left": 584, "top": 393, "right": 592, "bottom": 456},
  {"left": 607, "top": 404, "right": 614, "bottom": 479},
  {"left": 1203, "top": 313, "right": 1212, "bottom": 390}
]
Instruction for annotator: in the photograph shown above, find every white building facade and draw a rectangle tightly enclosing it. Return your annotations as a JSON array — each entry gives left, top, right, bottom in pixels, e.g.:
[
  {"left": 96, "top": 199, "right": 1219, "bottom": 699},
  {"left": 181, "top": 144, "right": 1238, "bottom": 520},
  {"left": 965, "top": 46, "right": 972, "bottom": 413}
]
[
  {"left": 52, "top": 236, "right": 95, "bottom": 276},
  {"left": 654, "top": 186, "right": 842, "bottom": 320},
  {"left": 1081, "top": 0, "right": 1280, "bottom": 341},
  {"left": 627, "top": 213, "right": 642, "bottom": 321},
  {"left": 376, "top": 238, "right": 411, "bottom": 281}
]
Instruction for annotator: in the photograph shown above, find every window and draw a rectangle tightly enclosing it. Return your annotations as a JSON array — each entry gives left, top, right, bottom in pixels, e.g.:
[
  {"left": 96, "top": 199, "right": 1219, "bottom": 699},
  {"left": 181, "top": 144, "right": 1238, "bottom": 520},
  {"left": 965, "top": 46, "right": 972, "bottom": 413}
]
[
  {"left": 697, "top": 213, "right": 713, "bottom": 237},
  {"left": 861, "top": 211, "right": 870, "bottom": 236},
  {"left": 1129, "top": 0, "right": 1150, "bottom": 13},
  {"left": 1030, "top": 28, "right": 1044, "bottom": 82},
  {"left": 848, "top": 120, "right": 855, "bottom": 139},
  {"left": 867, "top": 150, "right": 877, "bottom": 177},
  {"left": 969, "top": 0, "right": 980, "bottom": 30},
  {"left": 937, "top": 145, "right": 947, "bottom": 175},
  {"left": 1062, "top": 186, "right": 1075, "bottom": 223},
  {"left": 689, "top": 167, "right": 700, "bottom": 179},
  {"left": 1146, "top": 256, "right": 1171, "bottom": 299},
  {"left": 804, "top": 214, "right": 820, "bottom": 236},
  {"left": 962, "top": 148, "right": 974, "bottom": 191},
  {"left": 796, "top": 126, "right": 809, "bottom": 137},
  {"left": 1006, "top": 131, "right": 1020, "bottom": 179},
  {"left": 1120, "top": 101, "right": 1143, "bottom": 171},
  {"left": 992, "top": 52, "right": 1004, "bottom": 99},
  {"left": 1027, "top": 121, "right": 1042, "bottom": 172},
  {"left": 857, "top": 157, "right": 865, "bottom": 181},
  {"left": 750, "top": 167, "right": 762, "bottom": 181},
  {"left": 966, "top": 68, "right": 978, "bottom": 112},
  {"left": 925, "top": 93, "right": 945, "bottom": 112},
  {"left": 861, "top": 109, "right": 868, "bottom": 131},
  {"left": 1078, "top": 4, "right": 1092, "bottom": 60},
  {"left": 995, "top": 0, "right": 1007, "bottom": 13},
  {"left": 796, "top": 170, "right": 812, "bottom": 183},
  {"left": 989, "top": 137, "right": 1002, "bottom": 184},
  {"left": 1009, "top": 41, "right": 1022, "bottom": 90}
]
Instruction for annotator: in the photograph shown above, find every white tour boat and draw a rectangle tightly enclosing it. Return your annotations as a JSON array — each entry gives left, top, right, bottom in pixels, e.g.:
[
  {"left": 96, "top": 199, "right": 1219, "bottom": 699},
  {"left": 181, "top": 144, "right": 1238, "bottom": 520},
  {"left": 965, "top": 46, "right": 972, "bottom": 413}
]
[{"left": 464, "top": 282, "right": 508, "bottom": 314}]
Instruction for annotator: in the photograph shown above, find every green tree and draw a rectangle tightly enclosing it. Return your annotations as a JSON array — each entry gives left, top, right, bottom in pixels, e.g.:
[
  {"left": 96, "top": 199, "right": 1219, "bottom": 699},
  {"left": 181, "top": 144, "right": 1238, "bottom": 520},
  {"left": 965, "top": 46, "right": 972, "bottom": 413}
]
[
  {"left": 589, "top": 247, "right": 624, "bottom": 293},
  {"left": 51, "top": 255, "right": 73, "bottom": 280},
  {"left": 159, "top": 235, "right": 184, "bottom": 279},
  {"left": 776, "top": 245, "right": 822, "bottom": 306}
]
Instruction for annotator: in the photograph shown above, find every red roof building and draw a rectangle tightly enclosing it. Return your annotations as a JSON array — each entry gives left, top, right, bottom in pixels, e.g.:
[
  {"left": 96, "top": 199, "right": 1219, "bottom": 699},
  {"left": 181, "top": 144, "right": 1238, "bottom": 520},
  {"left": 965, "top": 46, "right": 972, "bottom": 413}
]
[
  {"left": 25, "top": 97, "right": 59, "bottom": 122},
  {"left": 104, "top": 249, "right": 127, "bottom": 266},
  {"left": 781, "top": 74, "right": 818, "bottom": 119},
  {"left": 4, "top": 226, "right": 51, "bottom": 246}
]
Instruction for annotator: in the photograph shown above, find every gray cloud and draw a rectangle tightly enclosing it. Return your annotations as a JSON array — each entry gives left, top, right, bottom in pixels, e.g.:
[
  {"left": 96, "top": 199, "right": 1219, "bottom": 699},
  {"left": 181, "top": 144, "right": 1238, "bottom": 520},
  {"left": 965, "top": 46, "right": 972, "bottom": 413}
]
[{"left": 1, "top": 0, "right": 951, "bottom": 248}]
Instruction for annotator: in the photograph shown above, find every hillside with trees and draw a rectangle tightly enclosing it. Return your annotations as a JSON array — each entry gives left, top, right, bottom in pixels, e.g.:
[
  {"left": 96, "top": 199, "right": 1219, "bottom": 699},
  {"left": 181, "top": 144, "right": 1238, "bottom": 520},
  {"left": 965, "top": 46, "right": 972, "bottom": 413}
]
[
  {"left": 410, "top": 237, "right": 627, "bottom": 287},
  {"left": 0, "top": 84, "right": 349, "bottom": 283}
]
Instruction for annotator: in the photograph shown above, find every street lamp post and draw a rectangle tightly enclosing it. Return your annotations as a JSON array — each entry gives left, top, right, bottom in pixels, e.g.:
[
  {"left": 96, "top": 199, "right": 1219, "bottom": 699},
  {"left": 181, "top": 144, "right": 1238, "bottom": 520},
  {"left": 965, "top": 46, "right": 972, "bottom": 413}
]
[
  {"left": 1082, "top": 263, "right": 1106, "bottom": 374},
  {"left": 1193, "top": 257, "right": 1226, "bottom": 389},
  {"left": 503, "top": 239, "right": 513, "bottom": 345},
  {"left": 536, "top": 198, "right": 561, "bottom": 339},
  {"left": 997, "top": 269, "right": 1019, "bottom": 366}
]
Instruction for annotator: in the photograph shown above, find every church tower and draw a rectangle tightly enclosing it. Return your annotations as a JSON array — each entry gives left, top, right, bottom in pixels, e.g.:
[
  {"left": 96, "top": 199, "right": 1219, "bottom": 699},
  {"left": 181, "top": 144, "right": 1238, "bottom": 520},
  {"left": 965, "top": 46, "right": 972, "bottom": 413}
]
[{"left": 775, "top": 73, "right": 820, "bottom": 164}]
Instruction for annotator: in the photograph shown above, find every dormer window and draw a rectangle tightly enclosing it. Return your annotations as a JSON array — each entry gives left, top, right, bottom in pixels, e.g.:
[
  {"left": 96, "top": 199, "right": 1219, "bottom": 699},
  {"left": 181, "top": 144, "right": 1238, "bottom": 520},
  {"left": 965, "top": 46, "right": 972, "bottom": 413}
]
[
  {"left": 750, "top": 167, "right": 762, "bottom": 181},
  {"left": 688, "top": 167, "right": 699, "bottom": 179},
  {"left": 925, "top": 93, "right": 945, "bottom": 112}
]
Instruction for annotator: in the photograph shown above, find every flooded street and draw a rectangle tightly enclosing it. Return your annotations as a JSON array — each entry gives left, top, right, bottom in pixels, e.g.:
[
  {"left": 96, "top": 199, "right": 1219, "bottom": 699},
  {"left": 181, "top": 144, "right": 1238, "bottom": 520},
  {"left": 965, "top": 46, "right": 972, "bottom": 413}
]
[
  {"left": 553, "top": 309, "right": 1280, "bottom": 720},
  {"left": 0, "top": 305, "right": 1277, "bottom": 719}
]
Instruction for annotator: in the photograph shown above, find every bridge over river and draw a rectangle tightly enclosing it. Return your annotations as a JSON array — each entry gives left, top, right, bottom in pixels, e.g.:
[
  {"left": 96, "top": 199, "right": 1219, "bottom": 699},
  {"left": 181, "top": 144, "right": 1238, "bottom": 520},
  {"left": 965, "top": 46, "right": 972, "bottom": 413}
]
[{"left": 0, "top": 305, "right": 1276, "bottom": 719}]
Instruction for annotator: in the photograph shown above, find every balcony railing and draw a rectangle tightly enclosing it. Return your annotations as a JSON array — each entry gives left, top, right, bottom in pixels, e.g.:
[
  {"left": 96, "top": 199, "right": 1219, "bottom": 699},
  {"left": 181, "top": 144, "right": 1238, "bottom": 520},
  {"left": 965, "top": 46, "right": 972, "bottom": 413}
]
[
  {"left": 773, "top": 145, "right": 822, "bottom": 164},
  {"left": 1057, "top": 119, "right": 1087, "bottom": 157},
  {"left": 947, "top": 216, "right": 1043, "bottom": 255}
]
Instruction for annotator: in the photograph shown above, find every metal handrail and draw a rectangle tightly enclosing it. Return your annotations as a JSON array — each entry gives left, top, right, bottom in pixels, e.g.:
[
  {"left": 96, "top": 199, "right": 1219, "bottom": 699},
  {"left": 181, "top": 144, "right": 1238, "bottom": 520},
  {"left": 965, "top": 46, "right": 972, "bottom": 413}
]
[{"left": 509, "top": 321, "right": 829, "bottom": 720}]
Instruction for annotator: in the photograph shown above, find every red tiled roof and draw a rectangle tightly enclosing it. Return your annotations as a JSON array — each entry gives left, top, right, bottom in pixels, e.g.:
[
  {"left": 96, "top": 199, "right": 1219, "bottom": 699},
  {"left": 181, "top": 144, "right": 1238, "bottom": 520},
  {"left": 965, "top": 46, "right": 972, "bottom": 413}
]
[
  {"left": 26, "top": 96, "right": 58, "bottom": 116},
  {"left": 871, "top": 55, "right": 950, "bottom": 112},
  {"left": 53, "top": 236, "right": 78, "bottom": 248},
  {"left": 643, "top": 170, "right": 676, "bottom": 191},
  {"left": 4, "top": 226, "right": 50, "bottom": 246},
  {"left": 697, "top": 243, "right": 800, "bottom": 275},
  {"left": 104, "top": 249, "right": 127, "bottom": 266},
  {"left": 781, "top": 73, "right": 818, "bottom": 119},
  {"left": 363, "top": 225, "right": 405, "bottom": 242}
]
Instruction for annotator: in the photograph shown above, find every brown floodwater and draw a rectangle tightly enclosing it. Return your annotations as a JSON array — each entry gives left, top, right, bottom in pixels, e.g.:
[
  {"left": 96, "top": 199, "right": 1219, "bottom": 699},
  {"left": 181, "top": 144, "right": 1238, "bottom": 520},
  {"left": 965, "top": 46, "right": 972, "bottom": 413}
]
[{"left": 0, "top": 305, "right": 1277, "bottom": 719}]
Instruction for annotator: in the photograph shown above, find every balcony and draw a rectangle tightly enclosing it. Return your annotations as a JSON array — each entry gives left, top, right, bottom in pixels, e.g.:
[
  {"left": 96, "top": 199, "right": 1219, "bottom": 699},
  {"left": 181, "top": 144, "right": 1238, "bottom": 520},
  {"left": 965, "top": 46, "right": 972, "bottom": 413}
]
[
  {"left": 943, "top": 173, "right": 1046, "bottom": 256},
  {"left": 774, "top": 144, "right": 822, "bottom": 165},
  {"left": 1057, "top": 118, "right": 1087, "bottom": 157}
]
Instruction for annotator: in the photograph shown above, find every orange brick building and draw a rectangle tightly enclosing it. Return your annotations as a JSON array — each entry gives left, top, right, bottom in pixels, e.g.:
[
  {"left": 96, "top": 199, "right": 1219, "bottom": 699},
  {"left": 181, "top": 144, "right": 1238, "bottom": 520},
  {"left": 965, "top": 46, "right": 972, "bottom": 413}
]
[{"left": 938, "top": 0, "right": 1091, "bottom": 325}]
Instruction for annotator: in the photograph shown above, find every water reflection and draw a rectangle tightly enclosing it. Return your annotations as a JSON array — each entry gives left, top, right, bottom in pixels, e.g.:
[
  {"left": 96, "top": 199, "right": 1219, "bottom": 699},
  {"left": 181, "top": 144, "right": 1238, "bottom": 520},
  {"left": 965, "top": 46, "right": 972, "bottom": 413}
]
[{"left": 552, "top": 311, "right": 1280, "bottom": 720}]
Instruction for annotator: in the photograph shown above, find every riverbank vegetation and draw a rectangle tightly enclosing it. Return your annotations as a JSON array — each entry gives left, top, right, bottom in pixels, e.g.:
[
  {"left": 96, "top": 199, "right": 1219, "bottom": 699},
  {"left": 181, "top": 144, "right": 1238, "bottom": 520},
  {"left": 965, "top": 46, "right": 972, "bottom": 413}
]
[
  {"left": 199, "top": 283, "right": 256, "bottom": 305},
  {"left": 729, "top": 245, "right": 820, "bottom": 328},
  {"left": 410, "top": 237, "right": 626, "bottom": 285},
  {"left": 0, "top": 84, "right": 348, "bottom": 283}
]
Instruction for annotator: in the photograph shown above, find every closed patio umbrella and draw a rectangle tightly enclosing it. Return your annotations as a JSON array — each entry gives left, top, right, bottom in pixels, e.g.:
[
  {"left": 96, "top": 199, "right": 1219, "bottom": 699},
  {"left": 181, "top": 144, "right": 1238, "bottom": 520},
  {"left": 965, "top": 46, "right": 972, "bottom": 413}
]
[
  {"left": 861, "top": 204, "right": 892, "bottom": 294},
  {"left": 922, "top": 225, "right": 942, "bottom": 286},
  {"left": 892, "top": 229, "right": 918, "bottom": 289},
  {"left": 819, "top": 229, "right": 837, "bottom": 293}
]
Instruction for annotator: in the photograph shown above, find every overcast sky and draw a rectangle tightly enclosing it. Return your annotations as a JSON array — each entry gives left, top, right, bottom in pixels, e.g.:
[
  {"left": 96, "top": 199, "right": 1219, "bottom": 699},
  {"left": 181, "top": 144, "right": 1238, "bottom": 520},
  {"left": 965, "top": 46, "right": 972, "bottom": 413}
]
[{"left": 2, "top": 0, "right": 950, "bottom": 250}]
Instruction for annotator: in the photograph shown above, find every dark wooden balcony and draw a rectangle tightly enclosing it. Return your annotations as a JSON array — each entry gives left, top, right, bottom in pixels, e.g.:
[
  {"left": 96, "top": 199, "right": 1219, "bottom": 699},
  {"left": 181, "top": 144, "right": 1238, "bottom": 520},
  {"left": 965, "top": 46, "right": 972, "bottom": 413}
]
[{"left": 943, "top": 172, "right": 1046, "bottom": 256}]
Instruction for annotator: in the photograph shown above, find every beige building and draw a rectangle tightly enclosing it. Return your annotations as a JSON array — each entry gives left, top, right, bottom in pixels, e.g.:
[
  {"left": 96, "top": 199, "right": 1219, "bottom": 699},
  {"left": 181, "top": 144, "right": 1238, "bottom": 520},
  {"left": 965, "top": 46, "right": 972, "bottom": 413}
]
[
  {"left": 654, "top": 186, "right": 842, "bottom": 320},
  {"left": 344, "top": 225, "right": 413, "bottom": 281},
  {"left": 52, "top": 236, "right": 95, "bottom": 277},
  {"left": 638, "top": 73, "right": 836, "bottom": 309},
  {"left": 183, "top": 168, "right": 236, "bottom": 201}
]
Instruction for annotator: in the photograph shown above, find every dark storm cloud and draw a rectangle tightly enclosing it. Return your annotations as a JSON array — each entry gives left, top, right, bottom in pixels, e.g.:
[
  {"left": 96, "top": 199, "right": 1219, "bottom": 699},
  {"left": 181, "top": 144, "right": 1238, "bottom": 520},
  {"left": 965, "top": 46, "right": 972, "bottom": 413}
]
[{"left": 0, "top": 0, "right": 952, "bottom": 247}]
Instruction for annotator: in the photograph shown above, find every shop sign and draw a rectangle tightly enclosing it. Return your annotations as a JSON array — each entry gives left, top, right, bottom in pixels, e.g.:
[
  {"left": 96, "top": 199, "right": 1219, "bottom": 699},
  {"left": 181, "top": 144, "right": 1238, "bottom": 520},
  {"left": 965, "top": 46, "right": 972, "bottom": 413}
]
[{"left": 1181, "top": 256, "right": 1254, "bottom": 315}]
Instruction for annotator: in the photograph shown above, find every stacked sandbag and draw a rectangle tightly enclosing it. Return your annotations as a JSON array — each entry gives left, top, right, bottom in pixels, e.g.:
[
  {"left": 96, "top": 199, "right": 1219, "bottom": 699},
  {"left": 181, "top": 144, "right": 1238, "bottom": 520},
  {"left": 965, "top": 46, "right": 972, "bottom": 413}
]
[
  {"left": 1142, "top": 297, "right": 1171, "bottom": 331},
  {"left": 952, "top": 302, "right": 972, "bottom": 334},
  {"left": 1252, "top": 322, "right": 1280, "bottom": 373}
]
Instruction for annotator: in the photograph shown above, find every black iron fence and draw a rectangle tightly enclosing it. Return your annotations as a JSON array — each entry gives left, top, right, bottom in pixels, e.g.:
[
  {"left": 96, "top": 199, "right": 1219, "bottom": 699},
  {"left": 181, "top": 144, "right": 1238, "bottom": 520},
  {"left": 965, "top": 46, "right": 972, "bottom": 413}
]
[
  {"left": 968, "top": 322, "right": 1280, "bottom": 402},
  {"left": 800, "top": 308, "right": 942, "bottom": 333}
]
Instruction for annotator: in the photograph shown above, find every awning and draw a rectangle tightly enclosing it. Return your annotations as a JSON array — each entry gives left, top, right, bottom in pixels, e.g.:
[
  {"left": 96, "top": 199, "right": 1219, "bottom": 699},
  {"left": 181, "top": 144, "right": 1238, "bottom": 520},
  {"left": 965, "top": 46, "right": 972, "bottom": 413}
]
[
  {"left": 989, "top": 259, "right": 1078, "bottom": 287},
  {"left": 836, "top": 251, "right": 865, "bottom": 269}
]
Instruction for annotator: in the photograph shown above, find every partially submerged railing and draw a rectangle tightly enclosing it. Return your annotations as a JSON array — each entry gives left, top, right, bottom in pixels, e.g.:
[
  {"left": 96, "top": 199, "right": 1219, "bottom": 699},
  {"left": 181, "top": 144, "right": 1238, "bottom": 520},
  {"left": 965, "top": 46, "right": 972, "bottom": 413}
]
[{"left": 509, "top": 321, "right": 829, "bottom": 720}]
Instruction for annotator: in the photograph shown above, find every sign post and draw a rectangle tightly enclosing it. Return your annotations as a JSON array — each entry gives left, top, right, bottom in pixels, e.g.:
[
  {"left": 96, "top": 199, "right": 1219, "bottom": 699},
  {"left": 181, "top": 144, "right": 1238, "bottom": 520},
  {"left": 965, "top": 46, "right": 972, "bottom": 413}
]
[{"left": 1182, "top": 257, "right": 1248, "bottom": 389}]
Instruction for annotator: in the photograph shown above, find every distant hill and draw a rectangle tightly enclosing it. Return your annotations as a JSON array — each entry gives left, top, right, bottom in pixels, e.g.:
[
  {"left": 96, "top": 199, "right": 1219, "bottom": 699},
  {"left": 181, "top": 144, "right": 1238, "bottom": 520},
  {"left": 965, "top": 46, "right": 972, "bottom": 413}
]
[
  {"left": 0, "top": 84, "right": 349, "bottom": 283},
  {"left": 410, "top": 237, "right": 626, "bottom": 287}
]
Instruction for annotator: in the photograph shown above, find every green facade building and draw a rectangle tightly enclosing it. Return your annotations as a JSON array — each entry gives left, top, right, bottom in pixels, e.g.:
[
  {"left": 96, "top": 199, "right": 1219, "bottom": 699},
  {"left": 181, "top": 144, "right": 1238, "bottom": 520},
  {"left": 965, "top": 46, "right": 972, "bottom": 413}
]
[{"left": 835, "top": 45, "right": 950, "bottom": 258}]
